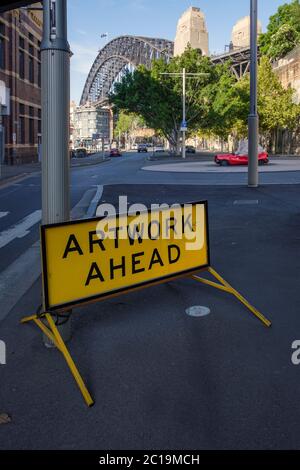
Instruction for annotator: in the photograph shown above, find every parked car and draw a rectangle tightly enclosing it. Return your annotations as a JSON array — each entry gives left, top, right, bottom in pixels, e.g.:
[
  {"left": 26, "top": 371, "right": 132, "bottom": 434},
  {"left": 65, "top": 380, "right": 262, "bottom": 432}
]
[
  {"left": 73, "top": 147, "right": 88, "bottom": 158},
  {"left": 186, "top": 145, "right": 196, "bottom": 154},
  {"left": 110, "top": 148, "right": 122, "bottom": 157},
  {"left": 214, "top": 151, "right": 269, "bottom": 166},
  {"left": 154, "top": 145, "right": 165, "bottom": 153},
  {"left": 138, "top": 144, "right": 148, "bottom": 153}
]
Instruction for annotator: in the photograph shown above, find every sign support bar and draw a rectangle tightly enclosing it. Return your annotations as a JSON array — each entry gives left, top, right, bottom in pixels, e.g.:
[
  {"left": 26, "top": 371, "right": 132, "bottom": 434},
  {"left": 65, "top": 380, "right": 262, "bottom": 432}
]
[
  {"left": 21, "top": 313, "right": 94, "bottom": 407},
  {"left": 192, "top": 266, "right": 271, "bottom": 328},
  {"left": 20, "top": 265, "right": 271, "bottom": 407}
]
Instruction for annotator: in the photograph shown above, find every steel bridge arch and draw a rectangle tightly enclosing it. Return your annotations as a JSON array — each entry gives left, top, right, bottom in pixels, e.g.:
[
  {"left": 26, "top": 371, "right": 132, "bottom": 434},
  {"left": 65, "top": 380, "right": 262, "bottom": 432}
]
[{"left": 80, "top": 35, "right": 174, "bottom": 105}]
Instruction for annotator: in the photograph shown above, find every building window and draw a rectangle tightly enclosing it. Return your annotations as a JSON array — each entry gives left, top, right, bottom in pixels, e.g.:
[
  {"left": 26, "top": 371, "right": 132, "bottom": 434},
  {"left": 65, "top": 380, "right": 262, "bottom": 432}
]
[
  {"left": 19, "top": 36, "right": 25, "bottom": 49},
  {"left": 0, "top": 22, "right": 5, "bottom": 36},
  {"left": 19, "top": 117, "right": 25, "bottom": 144},
  {"left": 29, "top": 44, "right": 34, "bottom": 56},
  {"left": 38, "top": 119, "right": 41, "bottom": 134},
  {"left": 0, "top": 37, "right": 5, "bottom": 69},
  {"left": 29, "top": 106, "right": 34, "bottom": 117},
  {"left": 38, "top": 62, "right": 41, "bottom": 87},
  {"left": 19, "top": 103, "right": 25, "bottom": 115},
  {"left": 38, "top": 108, "right": 41, "bottom": 119},
  {"left": 29, "top": 57, "right": 34, "bottom": 83},
  {"left": 19, "top": 49, "right": 25, "bottom": 79},
  {"left": 28, "top": 32, "right": 34, "bottom": 43},
  {"left": 29, "top": 118, "right": 34, "bottom": 144}
]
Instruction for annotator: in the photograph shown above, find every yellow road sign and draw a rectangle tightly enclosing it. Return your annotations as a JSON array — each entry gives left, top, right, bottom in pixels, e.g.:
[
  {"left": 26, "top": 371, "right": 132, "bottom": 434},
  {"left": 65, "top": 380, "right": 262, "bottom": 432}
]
[{"left": 41, "top": 201, "right": 210, "bottom": 311}]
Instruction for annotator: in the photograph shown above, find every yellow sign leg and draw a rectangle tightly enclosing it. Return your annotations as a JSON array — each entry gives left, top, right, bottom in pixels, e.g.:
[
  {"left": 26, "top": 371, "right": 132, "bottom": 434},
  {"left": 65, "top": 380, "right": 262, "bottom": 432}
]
[
  {"left": 21, "top": 313, "right": 94, "bottom": 407},
  {"left": 192, "top": 266, "right": 272, "bottom": 328}
]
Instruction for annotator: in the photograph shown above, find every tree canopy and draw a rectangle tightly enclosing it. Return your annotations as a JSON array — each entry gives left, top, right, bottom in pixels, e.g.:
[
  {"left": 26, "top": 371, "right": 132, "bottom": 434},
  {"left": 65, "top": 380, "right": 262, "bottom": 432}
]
[
  {"left": 259, "top": 0, "right": 300, "bottom": 60},
  {"left": 110, "top": 47, "right": 244, "bottom": 150},
  {"left": 110, "top": 29, "right": 300, "bottom": 151},
  {"left": 114, "top": 111, "right": 145, "bottom": 137},
  {"left": 233, "top": 56, "right": 300, "bottom": 144}
]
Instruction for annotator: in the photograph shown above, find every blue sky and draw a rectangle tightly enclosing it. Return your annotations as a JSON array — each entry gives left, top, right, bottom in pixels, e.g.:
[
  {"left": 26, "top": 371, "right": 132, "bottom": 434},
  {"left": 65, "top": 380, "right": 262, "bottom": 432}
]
[{"left": 68, "top": 0, "right": 287, "bottom": 103}]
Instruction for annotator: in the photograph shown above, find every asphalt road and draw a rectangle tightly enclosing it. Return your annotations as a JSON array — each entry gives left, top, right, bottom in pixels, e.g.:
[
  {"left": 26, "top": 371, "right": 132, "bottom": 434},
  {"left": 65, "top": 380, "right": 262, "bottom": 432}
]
[
  {"left": 1, "top": 151, "right": 300, "bottom": 274},
  {"left": 1, "top": 152, "right": 300, "bottom": 450},
  {"left": 0, "top": 152, "right": 143, "bottom": 273}
]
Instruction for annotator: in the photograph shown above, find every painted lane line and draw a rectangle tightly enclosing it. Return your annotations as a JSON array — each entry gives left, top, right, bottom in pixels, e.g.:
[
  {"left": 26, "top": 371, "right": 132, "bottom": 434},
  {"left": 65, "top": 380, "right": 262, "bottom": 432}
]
[
  {"left": 0, "top": 212, "right": 9, "bottom": 219},
  {"left": 86, "top": 185, "right": 103, "bottom": 218},
  {"left": 0, "top": 210, "right": 41, "bottom": 249},
  {"left": 0, "top": 188, "right": 104, "bottom": 321},
  {"left": 233, "top": 200, "right": 259, "bottom": 205},
  {"left": 0, "top": 241, "right": 40, "bottom": 323}
]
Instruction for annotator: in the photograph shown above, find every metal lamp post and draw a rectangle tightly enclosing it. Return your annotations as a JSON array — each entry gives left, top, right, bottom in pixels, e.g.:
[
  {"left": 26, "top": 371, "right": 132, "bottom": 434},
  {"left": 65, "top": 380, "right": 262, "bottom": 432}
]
[
  {"left": 160, "top": 69, "right": 208, "bottom": 158},
  {"left": 248, "top": 0, "right": 259, "bottom": 187},
  {"left": 41, "top": 0, "right": 71, "bottom": 344}
]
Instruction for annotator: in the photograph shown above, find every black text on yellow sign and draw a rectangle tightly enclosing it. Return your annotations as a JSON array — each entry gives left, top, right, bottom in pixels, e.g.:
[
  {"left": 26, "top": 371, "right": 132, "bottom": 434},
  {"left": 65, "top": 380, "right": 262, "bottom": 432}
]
[{"left": 41, "top": 201, "right": 210, "bottom": 311}]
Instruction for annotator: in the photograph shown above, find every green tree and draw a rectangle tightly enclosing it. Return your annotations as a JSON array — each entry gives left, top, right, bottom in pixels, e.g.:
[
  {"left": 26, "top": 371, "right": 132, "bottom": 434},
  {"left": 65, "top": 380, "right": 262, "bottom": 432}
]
[
  {"left": 114, "top": 111, "right": 145, "bottom": 146},
  {"left": 110, "top": 47, "right": 240, "bottom": 151},
  {"left": 235, "top": 56, "right": 300, "bottom": 148},
  {"left": 259, "top": 0, "right": 300, "bottom": 60}
]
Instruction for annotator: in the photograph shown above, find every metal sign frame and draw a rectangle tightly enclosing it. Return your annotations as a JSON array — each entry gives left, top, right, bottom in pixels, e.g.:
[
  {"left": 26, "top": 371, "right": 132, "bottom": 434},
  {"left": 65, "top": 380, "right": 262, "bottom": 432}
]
[{"left": 21, "top": 202, "right": 272, "bottom": 408}]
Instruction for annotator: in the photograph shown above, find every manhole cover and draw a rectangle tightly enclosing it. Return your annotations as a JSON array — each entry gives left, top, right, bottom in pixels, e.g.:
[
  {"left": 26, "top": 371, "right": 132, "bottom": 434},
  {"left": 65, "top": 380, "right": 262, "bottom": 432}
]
[{"left": 185, "top": 306, "right": 211, "bottom": 317}]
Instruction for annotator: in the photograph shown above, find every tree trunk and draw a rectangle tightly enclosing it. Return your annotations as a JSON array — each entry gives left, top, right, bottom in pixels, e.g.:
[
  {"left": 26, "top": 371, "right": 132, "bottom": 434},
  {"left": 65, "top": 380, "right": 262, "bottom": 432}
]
[{"left": 176, "top": 131, "right": 181, "bottom": 155}]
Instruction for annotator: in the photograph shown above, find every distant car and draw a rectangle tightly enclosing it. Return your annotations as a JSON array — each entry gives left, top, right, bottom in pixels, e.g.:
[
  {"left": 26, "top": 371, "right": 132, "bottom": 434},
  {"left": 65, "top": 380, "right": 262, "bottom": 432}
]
[
  {"left": 110, "top": 148, "right": 122, "bottom": 157},
  {"left": 154, "top": 145, "right": 165, "bottom": 153},
  {"left": 186, "top": 145, "right": 196, "bottom": 154},
  {"left": 74, "top": 147, "right": 87, "bottom": 158},
  {"left": 138, "top": 144, "right": 148, "bottom": 153},
  {"left": 214, "top": 152, "right": 269, "bottom": 166},
  {"left": 131, "top": 143, "right": 138, "bottom": 150}
]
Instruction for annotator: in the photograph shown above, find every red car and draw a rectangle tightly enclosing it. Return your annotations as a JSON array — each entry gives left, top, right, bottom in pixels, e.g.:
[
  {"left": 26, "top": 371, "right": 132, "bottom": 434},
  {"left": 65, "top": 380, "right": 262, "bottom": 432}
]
[
  {"left": 110, "top": 148, "right": 122, "bottom": 157},
  {"left": 215, "top": 152, "right": 269, "bottom": 166}
]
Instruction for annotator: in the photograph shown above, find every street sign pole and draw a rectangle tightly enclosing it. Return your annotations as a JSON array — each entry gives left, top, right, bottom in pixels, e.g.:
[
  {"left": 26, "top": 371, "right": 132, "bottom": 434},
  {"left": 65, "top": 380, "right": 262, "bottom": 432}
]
[
  {"left": 41, "top": 0, "right": 71, "bottom": 343},
  {"left": 182, "top": 67, "right": 186, "bottom": 160},
  {"left": 248, "top": 0, "right": 259, "bottom": 188}
]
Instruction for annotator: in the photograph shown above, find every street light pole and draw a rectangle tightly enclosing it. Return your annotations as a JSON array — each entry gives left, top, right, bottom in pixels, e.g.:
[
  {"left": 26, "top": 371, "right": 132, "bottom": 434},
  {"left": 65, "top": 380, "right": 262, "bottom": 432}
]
[
  {"left": 182, "top": 67, "right": 186, "bottom": 160},
  {"left": 160, "top": 69, "right": 208, "bottom": 158},
  {"left": 248, "top": 0, "right": 259, "bottom": 187},
  {"left": 41, "top": 0, "right": 71, "bottom": 343}
]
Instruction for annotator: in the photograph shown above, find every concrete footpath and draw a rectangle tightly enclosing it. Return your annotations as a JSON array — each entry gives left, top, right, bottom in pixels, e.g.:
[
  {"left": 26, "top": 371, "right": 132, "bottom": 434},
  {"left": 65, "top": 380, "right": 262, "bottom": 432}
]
[
  {"left": 0, "top": 182, "right": 300, "bottom": 449},
  {"left": 0, "top": 153, "right": 110, "bottom": 186}
]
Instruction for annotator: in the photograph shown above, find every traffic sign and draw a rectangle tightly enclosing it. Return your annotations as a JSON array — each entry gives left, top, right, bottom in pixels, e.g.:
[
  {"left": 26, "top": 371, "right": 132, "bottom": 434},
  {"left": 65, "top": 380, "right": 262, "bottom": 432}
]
[
  {"left": 40, "top": 202, "right": 209, "bottom": 311},
  {"left": 181, "top": 120, "right": 187, "bottom": 132},
  {"left": 22, "top": 200, "right": 271, "bottom": 408}
]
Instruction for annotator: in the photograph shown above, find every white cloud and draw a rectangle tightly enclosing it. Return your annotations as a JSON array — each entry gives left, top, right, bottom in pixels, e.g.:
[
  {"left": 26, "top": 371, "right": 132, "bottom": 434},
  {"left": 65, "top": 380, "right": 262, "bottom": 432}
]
[{"left": 70, "top": 42, "right": 98, "bottom": 75}]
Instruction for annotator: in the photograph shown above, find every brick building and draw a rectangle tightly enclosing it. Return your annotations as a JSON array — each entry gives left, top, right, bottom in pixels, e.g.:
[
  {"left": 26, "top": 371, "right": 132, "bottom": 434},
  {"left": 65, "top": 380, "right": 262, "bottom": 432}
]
[{"left": 0, "top": 3, "right": 42, "bottom": 164}]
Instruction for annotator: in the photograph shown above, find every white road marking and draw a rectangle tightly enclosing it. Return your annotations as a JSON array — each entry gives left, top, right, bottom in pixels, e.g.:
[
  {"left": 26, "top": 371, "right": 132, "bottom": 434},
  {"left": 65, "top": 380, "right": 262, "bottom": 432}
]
[
  {"left": 86, "top": 185, "right": 103, "bottom": 218},
  {"left": 0, "top": 212, "right": 9, "bottom": 219},
  {"left": 234, "top": 200, "right": 259, "bottom": 205},
  {"left": 0, "top": 240, "right": 40, "bottom": 322},
  {"left": 0, "top": 210, "right": 41, "bottom": 249},
  {"left": 0, "top": 189, "right": 103, "bottom": 321}
]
